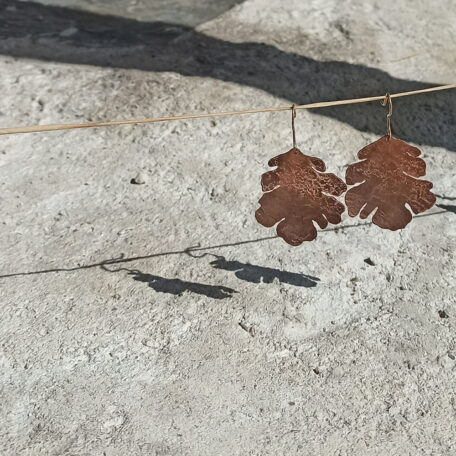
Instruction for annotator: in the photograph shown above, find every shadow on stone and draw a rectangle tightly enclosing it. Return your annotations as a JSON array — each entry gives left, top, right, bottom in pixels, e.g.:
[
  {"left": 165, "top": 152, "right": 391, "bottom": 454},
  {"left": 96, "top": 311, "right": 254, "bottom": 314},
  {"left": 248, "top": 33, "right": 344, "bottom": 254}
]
[
  {"left": 437, "top": 203, "right": 456, "bottom": 215},
  {"left": 209, "top": 256, "right": 320, "bottom": 287},
  {"left": 128, "top": 269, "right": 237, "bottom": 299},
  {"left": 0, "top": 206, "right": 452, "bottom": 280},
  {"left": 0, "top": 0, "right": 454, "bottom": 150}
]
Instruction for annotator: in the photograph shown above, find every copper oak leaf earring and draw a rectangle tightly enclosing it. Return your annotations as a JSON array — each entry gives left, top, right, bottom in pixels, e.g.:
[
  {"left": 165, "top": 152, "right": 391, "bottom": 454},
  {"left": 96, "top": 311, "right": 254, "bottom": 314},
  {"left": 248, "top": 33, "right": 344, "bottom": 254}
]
[
  {"left": 255, "top": 105, "right": 347, "bottom": 245},
  {"left": 344, "top": 94, "right": 436, "bottom": 230}
]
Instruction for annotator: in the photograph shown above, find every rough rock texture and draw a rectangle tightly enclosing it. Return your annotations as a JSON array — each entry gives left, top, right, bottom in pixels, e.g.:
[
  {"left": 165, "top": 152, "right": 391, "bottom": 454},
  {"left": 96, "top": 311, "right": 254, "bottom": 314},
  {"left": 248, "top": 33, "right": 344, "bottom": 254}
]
[
  {"left": 33, "top": 0, "right": 243, "bottom": 27},
  {"left": 0, "top": 0, "right": 455, "bottom": 454}
]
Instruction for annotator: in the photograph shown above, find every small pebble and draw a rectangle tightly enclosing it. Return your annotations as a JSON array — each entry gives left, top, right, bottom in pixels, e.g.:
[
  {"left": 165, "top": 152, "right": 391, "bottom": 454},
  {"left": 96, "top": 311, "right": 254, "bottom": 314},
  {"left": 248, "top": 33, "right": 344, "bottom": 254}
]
[
  {"left": 130, "top": 174, "right": 145, "bottom": 185},
  {"left": 60, "top": 26, "right": 79, "bottom": 37}
]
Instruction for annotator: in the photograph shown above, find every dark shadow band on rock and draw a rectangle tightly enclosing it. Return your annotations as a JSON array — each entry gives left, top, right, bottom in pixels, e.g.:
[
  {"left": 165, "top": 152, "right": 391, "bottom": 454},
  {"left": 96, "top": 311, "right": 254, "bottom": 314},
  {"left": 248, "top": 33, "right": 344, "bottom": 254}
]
[{"left": 0, "top": 0, "right": 454, "bottom": 151}]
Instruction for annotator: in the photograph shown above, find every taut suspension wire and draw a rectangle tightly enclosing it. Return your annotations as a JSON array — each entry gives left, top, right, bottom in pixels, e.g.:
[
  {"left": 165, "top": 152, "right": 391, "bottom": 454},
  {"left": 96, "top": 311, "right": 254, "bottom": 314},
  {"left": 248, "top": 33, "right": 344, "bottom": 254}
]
[{"left": 0, "top": 84, "right": 454, "bottom": 136}]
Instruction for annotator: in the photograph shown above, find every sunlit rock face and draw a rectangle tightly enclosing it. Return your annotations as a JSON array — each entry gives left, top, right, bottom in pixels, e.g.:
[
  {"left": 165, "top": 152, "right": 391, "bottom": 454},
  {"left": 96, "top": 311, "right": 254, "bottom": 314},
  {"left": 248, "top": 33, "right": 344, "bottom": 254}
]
[{"left": 31, "top": 0, "right": 244, "bottom": 26}]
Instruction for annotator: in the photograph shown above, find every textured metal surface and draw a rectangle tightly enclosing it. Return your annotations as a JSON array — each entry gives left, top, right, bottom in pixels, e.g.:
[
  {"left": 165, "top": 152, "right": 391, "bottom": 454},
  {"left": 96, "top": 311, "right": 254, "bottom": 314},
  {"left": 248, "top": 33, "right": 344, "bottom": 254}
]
[
  {"left": 345, "top": 135, "right": 436, "bottom": 230},
  {"left": 255, "top": 147, "right": 347, "bottom": 245}
]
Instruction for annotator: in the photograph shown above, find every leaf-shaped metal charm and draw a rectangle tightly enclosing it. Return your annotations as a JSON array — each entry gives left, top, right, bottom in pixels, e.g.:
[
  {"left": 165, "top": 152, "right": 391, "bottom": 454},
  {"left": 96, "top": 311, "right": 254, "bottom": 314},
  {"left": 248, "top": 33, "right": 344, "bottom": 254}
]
[
  {"left": 255, "top": 147, "right": 347, "bottom": 245},
  {"left": 345, "top": 135, "right": 436, "bottom": 230}
]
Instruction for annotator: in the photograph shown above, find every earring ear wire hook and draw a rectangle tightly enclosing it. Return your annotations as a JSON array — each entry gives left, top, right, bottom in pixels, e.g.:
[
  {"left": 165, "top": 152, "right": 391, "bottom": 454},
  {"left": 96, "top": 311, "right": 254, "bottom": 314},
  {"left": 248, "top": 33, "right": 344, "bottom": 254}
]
[
  {"left": 381, "top": 93, "right": 393, "bottom": 139},
  {"left": 291, "top": 104, "right": 297, "bottom": 148}
]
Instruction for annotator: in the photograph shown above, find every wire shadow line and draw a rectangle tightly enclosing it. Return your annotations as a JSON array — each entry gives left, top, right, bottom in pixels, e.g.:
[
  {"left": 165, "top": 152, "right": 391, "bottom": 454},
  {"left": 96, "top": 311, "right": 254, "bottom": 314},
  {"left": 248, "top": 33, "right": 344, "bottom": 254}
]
[{"left": 0, "top": 209, "right": 448, "bottom": 280}]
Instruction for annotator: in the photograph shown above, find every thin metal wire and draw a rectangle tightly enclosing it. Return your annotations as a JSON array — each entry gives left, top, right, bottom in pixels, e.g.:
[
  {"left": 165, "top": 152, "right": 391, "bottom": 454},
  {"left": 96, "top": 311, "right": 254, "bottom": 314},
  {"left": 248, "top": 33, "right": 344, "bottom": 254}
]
[
  {"left": 291, "top": 104, "right": 297, "bottom": 148},
  {"left": 0, "top": 83, "right": 454, "bottom": 136},
  {"left": 381, "top": 93, "right": 393, "bottom": 138}
]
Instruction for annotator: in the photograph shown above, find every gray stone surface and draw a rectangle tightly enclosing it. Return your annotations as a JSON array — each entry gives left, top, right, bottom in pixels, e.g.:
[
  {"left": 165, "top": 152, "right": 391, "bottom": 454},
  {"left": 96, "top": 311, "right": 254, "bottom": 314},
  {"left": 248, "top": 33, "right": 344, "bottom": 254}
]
[
  {"left": 0, "top": 0, "right": 455, "bottom": 454},
  {"left": 29, "top": 0, "right": 243, "bottom": 26}
]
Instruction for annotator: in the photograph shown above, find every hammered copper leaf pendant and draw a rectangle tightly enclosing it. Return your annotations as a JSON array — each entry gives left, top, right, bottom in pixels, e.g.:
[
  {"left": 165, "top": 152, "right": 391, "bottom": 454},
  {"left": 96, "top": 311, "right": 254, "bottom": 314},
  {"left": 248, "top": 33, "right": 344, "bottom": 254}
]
[
  {"left": 255, "top": 147, "right": 347, "bottom": 245},
  {"left": 345, "top": 135, "right": 436, "bottom": 230},
  {"left": 345, "top": 94, "right": 435, "bottom": 230}
]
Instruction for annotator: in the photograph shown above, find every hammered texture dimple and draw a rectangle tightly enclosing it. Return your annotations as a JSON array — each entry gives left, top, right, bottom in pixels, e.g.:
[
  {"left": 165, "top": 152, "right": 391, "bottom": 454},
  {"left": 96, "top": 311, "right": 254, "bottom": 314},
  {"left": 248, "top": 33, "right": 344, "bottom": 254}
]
[
  {"left": 255, "top": 147, "right": 347, "bottom": 245},
  {"left": 345, "top": 135, "right": 436, "bottom": 230}
]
